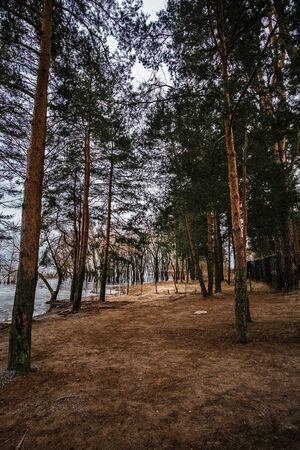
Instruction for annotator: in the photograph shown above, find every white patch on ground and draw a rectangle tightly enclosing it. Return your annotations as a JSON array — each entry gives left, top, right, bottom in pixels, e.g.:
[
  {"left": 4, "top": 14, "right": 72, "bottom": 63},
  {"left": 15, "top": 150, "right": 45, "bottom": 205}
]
[{"left": 194, "top": 310, "right": 208, "bottom": 315}]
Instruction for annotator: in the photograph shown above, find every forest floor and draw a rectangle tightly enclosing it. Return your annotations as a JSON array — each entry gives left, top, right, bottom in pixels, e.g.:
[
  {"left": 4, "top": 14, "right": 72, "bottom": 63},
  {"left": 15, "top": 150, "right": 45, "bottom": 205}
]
[{"left": 0, "top": 281, "right": 299, "bottom": 450}]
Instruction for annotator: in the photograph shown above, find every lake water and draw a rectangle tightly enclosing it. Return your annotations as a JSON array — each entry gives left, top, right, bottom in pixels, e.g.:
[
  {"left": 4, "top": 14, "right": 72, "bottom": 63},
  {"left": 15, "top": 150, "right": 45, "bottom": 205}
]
[{"left": 0, "top": 279, "right": 97, "bottom": 322}]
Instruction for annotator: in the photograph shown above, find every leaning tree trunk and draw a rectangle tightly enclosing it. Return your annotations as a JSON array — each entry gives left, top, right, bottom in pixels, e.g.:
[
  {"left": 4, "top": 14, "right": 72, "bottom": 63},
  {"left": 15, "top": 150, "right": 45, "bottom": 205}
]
[
  {"left": 8, "top": 0, "right": 53, "bottom": 371},
  {"left": 50, "top": 271, "right": 63, "bottom": 305},
  {"left": 222, "top": 55, "right": 248, "bottom": 343},
  {"left": 73, "top": 124, "right": 91, "bottom": 311},
  {"left": 99, "top": 159, "right": 114, "bottom": 303}
]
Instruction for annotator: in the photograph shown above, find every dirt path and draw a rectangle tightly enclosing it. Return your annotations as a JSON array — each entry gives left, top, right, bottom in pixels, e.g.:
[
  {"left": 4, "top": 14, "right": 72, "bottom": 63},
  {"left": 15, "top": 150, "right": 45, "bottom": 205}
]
[{"left": 0, "top": 282, "right": 299, "bottom": 449}]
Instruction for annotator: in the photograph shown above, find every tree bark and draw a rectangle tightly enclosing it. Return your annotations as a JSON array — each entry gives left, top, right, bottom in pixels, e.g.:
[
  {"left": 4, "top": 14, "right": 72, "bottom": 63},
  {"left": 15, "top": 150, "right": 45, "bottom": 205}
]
[
  {"left": 227, "top": 232, "right": 231, "bottom": 285},
  {"left": 217, "top": 215, "right": 224, "bottom": 281},
  {"left": 221, "top": 53, "right": 248, "bottom": 342},
  {"left": 8, "top": 0, "right": 53, "bottom": 371},
  {"left": 242, "top": 129, "right": 252, "bottom": 321},
  {"left": 278, "top": 220, "right": 296, "bottom": 292},
  {"left": 50, "top": 274, "right": 63, "bottom": 304},
  {"left": 206, "top": 0, "right": 248, "bottom": 340},
  {"left": 184, "top": 211, "right": 208, "bottom": 297},
  {"left": 213, "top": 212, "right": 222, "bottom": 293},
  {"left": 70, "top": 170, "right": 80, "bottom": 302},
  {"left": 207, "top": 212, "right": 214, "bottom": 295},
  {"left": 99, "top": 159, "right": 114, "bottom": 303},
  {"left": 73, "top": 124, "right": 91, "bottom": 311}
]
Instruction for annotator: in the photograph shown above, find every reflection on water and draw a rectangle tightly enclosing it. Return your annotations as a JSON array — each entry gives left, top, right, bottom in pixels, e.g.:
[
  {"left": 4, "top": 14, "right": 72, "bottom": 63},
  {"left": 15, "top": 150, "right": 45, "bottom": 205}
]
[{"left": 0, "top": 279, "right": 95, "bottom": 322}]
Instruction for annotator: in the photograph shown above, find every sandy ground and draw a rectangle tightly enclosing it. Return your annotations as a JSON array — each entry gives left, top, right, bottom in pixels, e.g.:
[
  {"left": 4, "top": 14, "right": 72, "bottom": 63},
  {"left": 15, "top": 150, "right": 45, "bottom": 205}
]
[{"left": 0, "top": 281, "right": 299, "bottom": 449}]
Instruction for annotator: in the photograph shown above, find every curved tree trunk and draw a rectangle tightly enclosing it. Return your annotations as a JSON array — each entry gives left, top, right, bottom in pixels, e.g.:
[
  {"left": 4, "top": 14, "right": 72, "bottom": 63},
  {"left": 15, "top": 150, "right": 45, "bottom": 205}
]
[
  {"left": 8, "top": 0, "right": 53, "bottom": 371},
  {"left": 50, "top": 273, "right": 63, "bottom": 305}
]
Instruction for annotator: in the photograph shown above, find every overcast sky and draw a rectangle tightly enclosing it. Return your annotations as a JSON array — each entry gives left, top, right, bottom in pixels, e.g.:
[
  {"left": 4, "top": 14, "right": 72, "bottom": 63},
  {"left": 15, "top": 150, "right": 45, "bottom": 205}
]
[
  {"left": 132, "top": 0, "right": 169, "bottom": 85},
  {"left": 142, "top": 0, "right": 166, "bottom": 19}
]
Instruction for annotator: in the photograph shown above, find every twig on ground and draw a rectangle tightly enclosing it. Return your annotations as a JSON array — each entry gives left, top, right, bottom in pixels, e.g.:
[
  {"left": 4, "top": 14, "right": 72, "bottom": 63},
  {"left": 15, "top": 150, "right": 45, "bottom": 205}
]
[{"left": 15, "top": 431, "right": 27, "bottom": 450}]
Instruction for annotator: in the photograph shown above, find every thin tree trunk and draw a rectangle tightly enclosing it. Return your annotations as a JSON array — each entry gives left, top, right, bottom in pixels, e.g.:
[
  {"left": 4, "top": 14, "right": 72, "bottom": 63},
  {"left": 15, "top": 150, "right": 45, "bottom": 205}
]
[
  {"left": 170, "top": 261, "right": 179, "bottom": 293},
  {"left": 154, "top": 253, "right": 159, "bottom": 294},
  {"left": 216, "top": 216, "right": 224, "bottom": 281},
  {"left": 207, "top": 212, "right": 214, "bottom": 295},
  {"left": 38, "top": 272, "right": 54, "bottom": 297},
  {"left": 99, "top": 159, "right": 114, "bottom": 303},
  {"left": 186, "top": 257, "right": 189, "bottom": 283},
  {"left": 213, "top": 212, "right": 222, "bottom": 293},
  {"left": 126, "top": 264, "right": 130, "bottom": 295},
  {"left": 242, "top": 129, "right": 252, "bottom": 320},
  {"left": 91, "top": 245, "right": 99, "bottom": 293},
  {"left": 184, "top": 211, "right": 208, "bottom": 297},
  {"left": 70, "top": 171, "right": 79, "bottom": 302},
  {"left": 50, "top": 274, "right": 63, "bottom": 304},
  {"left": 227, "top": 232, "right": 231, "bottom": 285},
  {"left": 73, "top": 124, "right": 91, "bottom": 311},
  {"left": 8, "top": 0, "right": 53, "bottom": 371}
]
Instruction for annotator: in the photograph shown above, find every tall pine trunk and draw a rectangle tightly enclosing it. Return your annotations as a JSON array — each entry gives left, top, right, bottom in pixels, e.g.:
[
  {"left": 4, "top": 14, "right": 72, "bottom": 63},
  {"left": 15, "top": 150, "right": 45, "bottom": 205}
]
[
  {"left": 8, "top": 0, "right": 53, "bottom": 371},
  {"left": 73, "top": 125, "right": 91, "bottom": 311},
  {"left": 207, "top": 0, "right": 248, "bottom": 340},
  {"left": 222, "top": 56, "right": 248, "bottom": 343},
  {"left": 70, "top": 170, "right": 80, "bottom": 302},
  {"left": 99, "top": 159, "right": 114, "bottom": 303}
]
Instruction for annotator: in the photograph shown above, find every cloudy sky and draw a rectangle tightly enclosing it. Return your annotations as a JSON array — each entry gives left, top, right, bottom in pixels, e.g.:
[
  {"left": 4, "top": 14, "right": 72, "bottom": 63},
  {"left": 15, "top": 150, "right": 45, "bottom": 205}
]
[
  {"left": 132, "top": 0, "right": 169, "bottom": 85},
  {"left": 142, "top": 0, "right": 166, "bottom": 19}
]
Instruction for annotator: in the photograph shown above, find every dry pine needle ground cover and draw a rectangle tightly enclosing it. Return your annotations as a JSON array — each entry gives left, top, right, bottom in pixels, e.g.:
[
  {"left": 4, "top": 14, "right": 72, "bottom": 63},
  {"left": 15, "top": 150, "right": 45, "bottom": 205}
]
[{"left": 0, "top": 281, "right": 299, "bottom": 449}]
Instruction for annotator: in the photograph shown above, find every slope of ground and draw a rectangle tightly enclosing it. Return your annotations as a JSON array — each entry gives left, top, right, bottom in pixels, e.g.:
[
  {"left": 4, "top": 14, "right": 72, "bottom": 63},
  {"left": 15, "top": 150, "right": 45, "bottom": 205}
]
[{"left": 0, "top": 282, "right": 299, "bottom": 449}]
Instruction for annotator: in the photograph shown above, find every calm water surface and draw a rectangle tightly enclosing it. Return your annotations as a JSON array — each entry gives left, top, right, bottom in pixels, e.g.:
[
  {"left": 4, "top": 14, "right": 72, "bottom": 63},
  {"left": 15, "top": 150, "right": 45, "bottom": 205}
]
[{"left": 0, "top": 279, "right": 95, "bottom": 322}]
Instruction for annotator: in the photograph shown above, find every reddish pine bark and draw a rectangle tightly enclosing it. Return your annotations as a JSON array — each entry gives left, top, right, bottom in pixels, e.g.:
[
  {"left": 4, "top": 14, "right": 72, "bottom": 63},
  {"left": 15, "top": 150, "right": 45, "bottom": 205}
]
[{"left": 8, "top": 0, "right": 53, "bottom": 371}]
